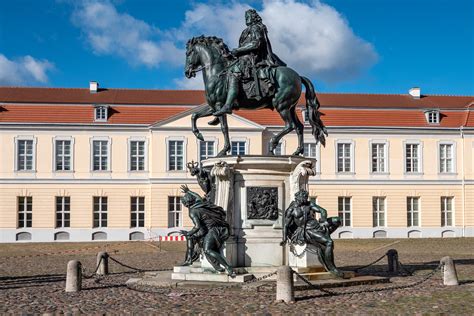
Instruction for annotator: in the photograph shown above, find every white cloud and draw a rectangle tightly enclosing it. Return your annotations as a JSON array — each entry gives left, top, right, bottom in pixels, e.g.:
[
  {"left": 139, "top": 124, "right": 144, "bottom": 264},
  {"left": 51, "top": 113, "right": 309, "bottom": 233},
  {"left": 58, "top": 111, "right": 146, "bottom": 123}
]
[
  {"left": 261, "top": 0, "right": 378, "bottom": 82},
  {"left": 0, "top": 54, "right": 54, "bottom": 85},
  {"left": 70, "top": 0, "right": 377, "bottom": 85},
  {"left": 72, "top": 0, "right": 182, "bottom": 67},
  {"left": 174, "top": 2, "right": 251, "bottom": 48},
  {"left": 173, "top": 76, "right": 205, "bottom": 90},
  {"left": 175, "top": 0, "right": 377, "bottom": 83}
]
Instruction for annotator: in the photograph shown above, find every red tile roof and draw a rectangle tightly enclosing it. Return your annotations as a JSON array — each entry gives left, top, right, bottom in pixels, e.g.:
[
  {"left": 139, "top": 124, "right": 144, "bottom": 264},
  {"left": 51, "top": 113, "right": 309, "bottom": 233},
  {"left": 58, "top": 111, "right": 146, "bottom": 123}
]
[
  {"left": 312, "top": 94, "right": 473, "bottom": 109},
  {"left": 0, "top": 104, "right": 190, "bottom": 125},
  {"left": 1, "top": 87, "right": 472, "bottom": 109},
  {"left": 236, "top": 109, "right": 472, "bottom": 128},
  {"left": 0, "top": 87, "right": 472, "bottom": 127},
  {"left": 0, "top": 87, "right": 206, "bottom": 105}
]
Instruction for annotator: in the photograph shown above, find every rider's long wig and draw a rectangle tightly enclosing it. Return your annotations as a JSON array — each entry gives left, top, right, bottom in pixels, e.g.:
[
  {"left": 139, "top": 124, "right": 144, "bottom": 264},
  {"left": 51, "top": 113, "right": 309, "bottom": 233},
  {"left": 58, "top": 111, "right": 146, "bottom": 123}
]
[{"left": 246, "top": 9, "right": 262, "bottom": 24}]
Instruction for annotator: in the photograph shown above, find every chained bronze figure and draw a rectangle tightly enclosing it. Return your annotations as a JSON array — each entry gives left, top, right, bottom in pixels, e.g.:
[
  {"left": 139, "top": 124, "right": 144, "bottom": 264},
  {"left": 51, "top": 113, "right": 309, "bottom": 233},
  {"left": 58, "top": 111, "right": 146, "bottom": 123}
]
[
  {"left": 281, "top": 189, "right": 347, "bottom": 278},
  {"left": 179, "top": 185, "right": 235, "bottom": 277}
]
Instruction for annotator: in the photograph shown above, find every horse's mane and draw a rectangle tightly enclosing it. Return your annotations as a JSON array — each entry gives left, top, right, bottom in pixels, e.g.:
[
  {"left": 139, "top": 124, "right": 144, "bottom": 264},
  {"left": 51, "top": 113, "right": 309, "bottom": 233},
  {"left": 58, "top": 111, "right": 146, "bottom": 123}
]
[{"left": 187, "top": 35, "right": 232, "bottom": 61}]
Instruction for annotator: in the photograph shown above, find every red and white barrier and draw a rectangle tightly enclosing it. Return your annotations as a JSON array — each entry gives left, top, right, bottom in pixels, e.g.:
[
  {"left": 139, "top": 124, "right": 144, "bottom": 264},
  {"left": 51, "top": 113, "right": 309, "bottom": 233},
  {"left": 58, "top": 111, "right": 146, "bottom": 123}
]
[{"left": 158, "top": 235, "right": 186, "bottom": 241}]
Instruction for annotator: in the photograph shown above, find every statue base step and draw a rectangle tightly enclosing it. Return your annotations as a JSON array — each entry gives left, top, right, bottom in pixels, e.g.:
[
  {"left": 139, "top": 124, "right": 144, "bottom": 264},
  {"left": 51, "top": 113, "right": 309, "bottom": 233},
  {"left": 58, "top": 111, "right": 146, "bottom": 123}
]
[
  {"left": 296, "top": 270, "right": 356, "bottom": 281},
  {"left": 171, "top": 265, "right": 255, "bottom": 283},
  {"left": 128, "top": 269, "right": 385, "bottom": 288},
  {"left": 292, "top": 266, "right": 326, "bottom": 273}
]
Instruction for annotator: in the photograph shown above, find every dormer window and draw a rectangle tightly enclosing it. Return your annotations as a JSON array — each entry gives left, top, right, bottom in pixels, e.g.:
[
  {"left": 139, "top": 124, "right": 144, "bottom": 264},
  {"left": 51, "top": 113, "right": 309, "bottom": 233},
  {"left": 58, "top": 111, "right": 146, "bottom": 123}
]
[
  {"left": 302, "top": 109, "right": 309, "bottom": 123},
  {"left": 425, "top": 110, "right": 440, "bottom": 124},
  {"left": 94, "top": 105, "right": 108, "bottom": 122}
]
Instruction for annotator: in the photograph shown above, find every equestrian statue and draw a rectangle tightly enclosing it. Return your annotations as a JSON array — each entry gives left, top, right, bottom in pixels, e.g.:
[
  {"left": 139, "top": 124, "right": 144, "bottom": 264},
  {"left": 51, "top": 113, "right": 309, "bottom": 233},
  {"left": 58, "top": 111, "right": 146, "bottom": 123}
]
[{"left": 185, "top": 9, "right": 327, "bottom": 157}]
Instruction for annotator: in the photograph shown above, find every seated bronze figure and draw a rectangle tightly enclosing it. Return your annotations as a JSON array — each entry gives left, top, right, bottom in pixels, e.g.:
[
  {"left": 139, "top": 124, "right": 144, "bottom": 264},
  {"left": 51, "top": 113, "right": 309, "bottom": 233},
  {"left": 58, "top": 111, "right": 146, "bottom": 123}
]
[{"left": 281, "top": 189, "right": 347, "bottom": 278}]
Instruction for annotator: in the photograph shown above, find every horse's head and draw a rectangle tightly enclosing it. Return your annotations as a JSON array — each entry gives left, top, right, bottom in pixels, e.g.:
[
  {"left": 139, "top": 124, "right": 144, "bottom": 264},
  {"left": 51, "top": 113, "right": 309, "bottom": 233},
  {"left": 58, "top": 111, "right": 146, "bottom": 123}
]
[
  {"left": 185, "top": 37, "right": 201, "bottom": 78},
  {"left": 185, "top": 36, "right": 231, "bottom": 79}
]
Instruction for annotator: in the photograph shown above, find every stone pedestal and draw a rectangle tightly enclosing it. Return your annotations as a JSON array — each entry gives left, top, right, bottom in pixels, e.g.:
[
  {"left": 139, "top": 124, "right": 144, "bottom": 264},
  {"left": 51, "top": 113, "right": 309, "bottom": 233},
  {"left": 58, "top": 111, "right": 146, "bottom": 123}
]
[
  {"left": 201, "top": 155, "right": 320, "bottom": 270},
  {"left": 288, "top": 244, "right": 322, "bottom": 269}
]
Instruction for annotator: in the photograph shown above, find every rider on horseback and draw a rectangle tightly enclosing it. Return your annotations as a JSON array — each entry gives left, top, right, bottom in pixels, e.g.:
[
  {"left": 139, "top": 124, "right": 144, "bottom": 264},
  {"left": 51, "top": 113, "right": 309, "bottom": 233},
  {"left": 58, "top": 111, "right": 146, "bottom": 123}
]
[{"left": 213, "top": 9, "right": 286, "bottom": 117}]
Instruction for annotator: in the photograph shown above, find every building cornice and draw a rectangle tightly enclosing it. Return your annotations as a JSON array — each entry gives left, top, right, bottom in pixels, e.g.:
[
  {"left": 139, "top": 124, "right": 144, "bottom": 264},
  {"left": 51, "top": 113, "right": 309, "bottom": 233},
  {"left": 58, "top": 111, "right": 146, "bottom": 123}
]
[{"left": 0, "top": 178, "right": 472, "bottom": 185}]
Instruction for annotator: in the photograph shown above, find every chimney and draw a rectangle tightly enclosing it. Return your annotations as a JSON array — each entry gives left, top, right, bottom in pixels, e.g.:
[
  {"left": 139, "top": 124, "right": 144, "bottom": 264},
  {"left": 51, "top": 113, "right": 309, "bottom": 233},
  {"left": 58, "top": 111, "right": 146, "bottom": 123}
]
[
  {"left": 89, "top": 81, "right": 99, "bottom": 94},
  {"left": 409, "top": 87, "right": 420, "bottom": 99}
]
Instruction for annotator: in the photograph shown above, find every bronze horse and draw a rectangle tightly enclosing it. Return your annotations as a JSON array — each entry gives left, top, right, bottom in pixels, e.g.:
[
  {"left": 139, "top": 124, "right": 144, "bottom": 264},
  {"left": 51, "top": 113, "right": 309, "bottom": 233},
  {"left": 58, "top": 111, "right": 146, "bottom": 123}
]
[{"left": 184, "top": 36, "right": 327, "bottom": 157}]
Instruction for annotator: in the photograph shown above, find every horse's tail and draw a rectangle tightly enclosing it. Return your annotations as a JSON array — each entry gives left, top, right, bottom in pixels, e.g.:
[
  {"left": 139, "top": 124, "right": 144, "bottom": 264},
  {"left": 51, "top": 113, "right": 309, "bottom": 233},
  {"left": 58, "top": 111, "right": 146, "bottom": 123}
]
[{"left": 300, "top": 76, "right": 327, "bottom": 146}]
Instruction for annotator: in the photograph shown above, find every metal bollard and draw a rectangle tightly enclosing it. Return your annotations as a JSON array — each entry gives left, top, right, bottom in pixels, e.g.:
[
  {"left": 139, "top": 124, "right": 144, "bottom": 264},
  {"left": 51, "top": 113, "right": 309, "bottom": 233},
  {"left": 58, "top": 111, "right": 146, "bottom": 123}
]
[
  {"left": 96, "top": 251, "right": 109, "bottom": 276},
  {"left": 276, "top": 265, "right": 295, "bottom": 303},
  {"left": 65, "top": 260, "right": 82, "bottom": 292},
  {"left": 440, "top": 256, "right": 459, "bottom": 286},
  {"left": 386, "top": 249, "right": 399, "bottom": 273}
]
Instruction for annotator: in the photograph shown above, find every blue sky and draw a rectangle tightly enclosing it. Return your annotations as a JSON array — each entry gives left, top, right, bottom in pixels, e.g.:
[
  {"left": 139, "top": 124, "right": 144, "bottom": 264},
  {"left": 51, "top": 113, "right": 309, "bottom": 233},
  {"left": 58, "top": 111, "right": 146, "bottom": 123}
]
[{"left": 0, "top": 0, "right": 472, "bottom": 95}]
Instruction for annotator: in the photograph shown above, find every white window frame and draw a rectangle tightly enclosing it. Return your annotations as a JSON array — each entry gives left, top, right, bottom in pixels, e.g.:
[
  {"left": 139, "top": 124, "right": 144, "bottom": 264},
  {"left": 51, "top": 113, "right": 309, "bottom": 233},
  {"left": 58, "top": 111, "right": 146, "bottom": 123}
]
[
  {"left": 128, "top": 137, "right": 148, "bottom": 172},
  {"left": 55, "top": 196, "right": 70, "bottom": 228},
  {"left": 197, "top": 137, "right": 218, "bottom": 162},
  {"left": 18, "top": 196, "right": 33, "bottom": 228},
  {"left": 93, "top": 196, "right": 108, "bottom": 228},
  {"left": 53, "top": 136, "right": 74, "bottom": 172},
  {"left": 301, "top": 108, "right": 310, "bottom": 124},
  {"left": 14, "top": 136, "right": 37, "bottom": 172},
  {"left": 166, "top": 136, "right": 187, "bottom": 172},
  {"left": 335, "top": 140, "right": 355, "bottom": 174},
  {"left": 403, "top": 140, "right": 423, "bottom": 174},
  {"left": 372, "top": 196, "right": 386, "bottom": 227},
  {"left": 369, "top": 140, "right": 389, "bottom": 174},
  {"left": 90, "top": 137, "right": 111, "bottom": 172},
  {"left": 94, "top": 105, "right": 108, "bottom": 122},
  {"left": 338, "top": 196, "right": 352, "bottom": 227},
  {"left": 424, "top": 110, "right": 440, "bottom": 124},
  {"left": 303, "top": 141, "right": 321, "bottom": 173},
  {"left": 168, "top": 196, "right": 183, "bottom": 228},
  {"left": 231, "top": 137, "right": 249, "bottom": 156},
  {"left": 438, "top": 141, "right": 456, "bottom": 174},
  {"left": 131, "top": 196, "right": 145, "bottom": 228},
  {"left": 441, "top": 196, "right": 454, "bottom": 227},
  {"left": 407, "top": 197, "right": 420, "bottom": 227}
]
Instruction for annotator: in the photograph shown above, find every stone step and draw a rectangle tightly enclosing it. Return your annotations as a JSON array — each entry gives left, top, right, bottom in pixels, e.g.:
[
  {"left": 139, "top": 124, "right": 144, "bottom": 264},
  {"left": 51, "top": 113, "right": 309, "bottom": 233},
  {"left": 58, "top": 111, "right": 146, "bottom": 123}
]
[
  {"left": 294, "top": 275, "right": 389, "bottom": 289},
  {"left": 171, "top": 266, "right": 278, "bottom": 274},
  {"left": 172, "top": 266, "right": 206, "bottom": 273},
  {"left": 296, "top": 270, "right": 356, "bottom": 281},
  {"left": 292, "top": 266, "right": 326, "bottom": 273},
  {"left": 171, "top": 272, "right": 254, "bottom": 283}
]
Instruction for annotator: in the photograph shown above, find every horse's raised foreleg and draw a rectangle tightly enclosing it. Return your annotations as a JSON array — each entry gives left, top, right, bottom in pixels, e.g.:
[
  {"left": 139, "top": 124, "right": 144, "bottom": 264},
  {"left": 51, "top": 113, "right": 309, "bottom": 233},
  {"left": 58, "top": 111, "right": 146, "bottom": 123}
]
[
  {"left": 217, "top": 115, "right": 231, "bottom": 157},
  {"left": 191, "top": 106, "right": 215, "bottom": 141},
  {"left": 290, "top": 107, "right": 304, "bottom": 156},
  {"left": 269, "top": 108, "right": 295, "bottom": 155}
]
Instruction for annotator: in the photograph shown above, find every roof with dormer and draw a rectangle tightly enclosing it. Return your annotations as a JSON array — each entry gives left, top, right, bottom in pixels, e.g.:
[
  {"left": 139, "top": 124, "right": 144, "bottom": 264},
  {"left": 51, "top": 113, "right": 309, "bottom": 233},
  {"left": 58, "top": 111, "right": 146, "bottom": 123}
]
[{"left": 0, "top": 87, "right": 472, "bottom": 127}]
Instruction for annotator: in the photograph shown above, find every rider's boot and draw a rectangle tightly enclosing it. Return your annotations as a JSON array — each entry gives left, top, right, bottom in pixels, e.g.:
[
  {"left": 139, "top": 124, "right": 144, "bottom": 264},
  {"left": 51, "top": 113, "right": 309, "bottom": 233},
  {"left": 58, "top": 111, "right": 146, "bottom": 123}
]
[
  {"left": 213, "top": 75, "right": 239, "bottom": 116},
  {"left": 208, "top": 117, "right": 220, "bottom": 125}
]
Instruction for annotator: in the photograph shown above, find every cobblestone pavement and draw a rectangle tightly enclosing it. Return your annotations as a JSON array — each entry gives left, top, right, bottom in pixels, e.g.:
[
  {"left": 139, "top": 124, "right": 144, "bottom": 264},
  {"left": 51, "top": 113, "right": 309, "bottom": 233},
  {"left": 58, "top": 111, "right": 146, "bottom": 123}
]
[{"left": 1, "top": 238, "right": 473, "bottom": 314}]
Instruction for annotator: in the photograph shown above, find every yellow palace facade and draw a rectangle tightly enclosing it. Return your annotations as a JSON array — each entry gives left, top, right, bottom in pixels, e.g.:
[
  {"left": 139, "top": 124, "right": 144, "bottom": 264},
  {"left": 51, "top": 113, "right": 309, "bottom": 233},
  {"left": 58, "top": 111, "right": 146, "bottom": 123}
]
[{"left": 1, "top": 84, "right": 473, "bottom": 242}]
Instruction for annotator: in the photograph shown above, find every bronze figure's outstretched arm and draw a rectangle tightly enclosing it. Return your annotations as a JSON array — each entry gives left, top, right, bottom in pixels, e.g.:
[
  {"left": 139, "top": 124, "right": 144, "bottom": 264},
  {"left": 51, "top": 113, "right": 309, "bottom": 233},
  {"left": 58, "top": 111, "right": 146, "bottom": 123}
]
[{"left": 311, "top": 202, "right": 328, "bottom": 221}]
